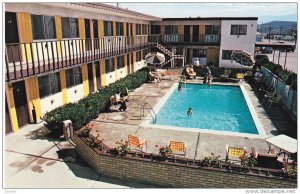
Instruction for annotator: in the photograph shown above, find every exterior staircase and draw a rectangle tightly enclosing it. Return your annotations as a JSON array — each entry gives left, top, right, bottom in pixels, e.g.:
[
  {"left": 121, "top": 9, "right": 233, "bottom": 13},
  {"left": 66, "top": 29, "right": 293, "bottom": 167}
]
[{"left": 155, "top": 42, "right": 183, "bottom": 67}]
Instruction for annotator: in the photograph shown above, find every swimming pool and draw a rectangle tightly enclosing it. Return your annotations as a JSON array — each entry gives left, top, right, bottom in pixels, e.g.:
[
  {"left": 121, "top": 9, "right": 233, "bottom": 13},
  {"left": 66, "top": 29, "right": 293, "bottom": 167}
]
[{"left": 149, "top": 83, "right": 262, "bottom": 135}]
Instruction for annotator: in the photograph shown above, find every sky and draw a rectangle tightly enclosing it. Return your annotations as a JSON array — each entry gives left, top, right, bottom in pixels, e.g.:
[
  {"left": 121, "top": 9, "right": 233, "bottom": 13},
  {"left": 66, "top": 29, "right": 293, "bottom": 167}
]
[{"left": 105, "top": 2, "right": 297, "bottom": 23}]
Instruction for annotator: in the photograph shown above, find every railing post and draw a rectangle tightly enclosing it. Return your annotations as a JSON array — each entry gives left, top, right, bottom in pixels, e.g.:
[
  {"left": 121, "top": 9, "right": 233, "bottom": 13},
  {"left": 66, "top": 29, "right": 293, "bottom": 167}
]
[{"left": 51, "top": 41, "right": 55, "bottom": 69}]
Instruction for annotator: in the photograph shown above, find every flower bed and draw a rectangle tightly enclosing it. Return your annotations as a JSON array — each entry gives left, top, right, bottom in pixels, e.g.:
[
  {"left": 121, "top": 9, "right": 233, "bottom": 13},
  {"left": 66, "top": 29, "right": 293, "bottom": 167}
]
[{"left": 73, "top": 128, "right": 297, "bottom": 188}]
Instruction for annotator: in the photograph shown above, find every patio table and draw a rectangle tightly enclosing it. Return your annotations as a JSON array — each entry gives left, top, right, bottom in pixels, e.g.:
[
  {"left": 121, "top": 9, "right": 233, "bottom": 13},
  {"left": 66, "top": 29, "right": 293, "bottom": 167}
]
[{"left": 265, "top": 135, "right": 297, "bottom": 165}]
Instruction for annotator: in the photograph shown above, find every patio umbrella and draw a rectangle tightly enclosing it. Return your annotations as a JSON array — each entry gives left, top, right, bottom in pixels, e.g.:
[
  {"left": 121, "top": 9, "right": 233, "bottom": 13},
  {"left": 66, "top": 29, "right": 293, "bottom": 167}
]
[
  {"left": 145, "top": 52, "right": 165, "bottom": 65},
  {"left": 231, "top": 50, "right": 255, "bottom": 66}
]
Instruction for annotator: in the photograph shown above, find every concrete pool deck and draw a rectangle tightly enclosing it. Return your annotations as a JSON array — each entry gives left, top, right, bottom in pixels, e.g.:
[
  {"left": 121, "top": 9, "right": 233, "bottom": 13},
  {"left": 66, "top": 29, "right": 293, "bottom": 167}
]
[
  {"left": 5, "top": 74, "right": 295, "bottom": 188},
  {"left": 90, "top": 75, "right": 281, "bottom": 160}
]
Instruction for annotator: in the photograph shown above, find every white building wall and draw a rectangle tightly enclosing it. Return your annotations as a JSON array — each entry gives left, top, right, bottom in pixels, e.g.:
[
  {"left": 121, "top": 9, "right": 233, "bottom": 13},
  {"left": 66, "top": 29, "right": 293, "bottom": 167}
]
[
  {"left": 219, "top": 20, "right": 257, "bottom": 68},
  {"left": 66, "top": 84, "right": 84, "bottom": 103},
  {"left": 105, "top": 71, "right": 116, "bottom": 85},
  {"left": 117, "top": 67, "right": 126, "bottom": 80},
  {"left": 40, "top": 92, "right": 63, "bottom": 115}
]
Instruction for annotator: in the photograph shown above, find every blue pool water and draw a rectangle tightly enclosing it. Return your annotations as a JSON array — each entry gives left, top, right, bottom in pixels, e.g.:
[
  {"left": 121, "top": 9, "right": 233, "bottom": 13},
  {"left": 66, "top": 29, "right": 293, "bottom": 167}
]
[{"left": 154, "top": 84, "right": 258, "bottom": 134}]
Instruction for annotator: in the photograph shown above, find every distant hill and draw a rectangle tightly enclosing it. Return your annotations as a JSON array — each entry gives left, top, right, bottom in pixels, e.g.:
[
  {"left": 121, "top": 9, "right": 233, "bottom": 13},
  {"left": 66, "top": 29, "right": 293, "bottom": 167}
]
[
  {"left": 258, "top": 14, "right": 297, "bottom": 23},
  {"left": 258, "top": 21, "right": 297, "bottom": 34}
]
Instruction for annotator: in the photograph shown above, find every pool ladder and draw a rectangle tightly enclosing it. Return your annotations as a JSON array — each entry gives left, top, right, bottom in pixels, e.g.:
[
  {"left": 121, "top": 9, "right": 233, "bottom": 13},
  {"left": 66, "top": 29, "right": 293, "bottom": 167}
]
[{"left": 140, "top": 103, "right": 156, "bottom": 124}]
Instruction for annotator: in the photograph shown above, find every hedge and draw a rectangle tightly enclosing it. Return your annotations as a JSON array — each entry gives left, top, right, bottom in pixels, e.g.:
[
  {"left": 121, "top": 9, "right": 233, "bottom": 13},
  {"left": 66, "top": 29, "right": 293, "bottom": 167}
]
[
  {"left": 42, "top": 67, "right": 150, "bottom": 134},
  {"left": 262, "top": 62, "right": 297, "bottom": 91},
  {"left": 193, "top": 66, "right": 249, "bottom": 78}
]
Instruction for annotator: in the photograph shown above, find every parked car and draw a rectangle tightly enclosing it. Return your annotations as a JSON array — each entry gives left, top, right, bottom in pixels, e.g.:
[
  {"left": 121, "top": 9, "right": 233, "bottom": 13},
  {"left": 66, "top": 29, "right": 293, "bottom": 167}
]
[{"left": 255, "top": 54, "right": 269, "bottom": 66}]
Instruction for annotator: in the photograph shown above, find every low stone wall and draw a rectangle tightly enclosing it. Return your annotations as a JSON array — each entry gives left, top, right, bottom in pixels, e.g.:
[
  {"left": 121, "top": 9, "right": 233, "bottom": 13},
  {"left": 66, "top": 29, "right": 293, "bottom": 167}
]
[{"left": 73, "top": 135, "right": 296, "bottom": 188}]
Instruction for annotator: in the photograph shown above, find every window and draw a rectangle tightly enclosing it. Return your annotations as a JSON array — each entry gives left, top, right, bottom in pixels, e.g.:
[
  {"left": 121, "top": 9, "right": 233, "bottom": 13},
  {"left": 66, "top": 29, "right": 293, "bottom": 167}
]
[
  {"left": 38, "top": 73, "right": 61, "bottom": 98},
  {"left": 136, "top": 24, "right": 141, "bottom": 35},
  {"left": 116, "top": 22, "right": 124, "bottom": 36},
  {"left": 205, "top": 25, "right": 220, "bottom": 35},
  {"left": 61, "top": 17, "right": 79, "bottom": 38},
  {"left": 117, "top": 55, "right": 125, "bottom": 69},
  {"left": 165, "top": 25, "right": 178, "bottom": 34},
  {"left": 104, "top": 21, "right": 113, "bottom": 36},
  {"left": 230, "top": 25, "right": 247, "bottom": 35},
  {"left": 151, "top": 25, "right": 161, "bottom": 34},
  {"left": 31, "top": 15, "right": 56, "bottom": 40},
  {"left": 193, "top": 49, "right": 206, "bottom": 58},
  {"left": 66, "top": 67, "right": 82, "bottom": 88},
  {"left": 105, "top": 58, "right": 115, "bottom": 73},
  {"left": 222, "top": 50, "right": 233, "bottom": 60},
  {"left": 136, "top": 51, "right": 141, "bottom": 62},
  {"left": 142, "top": 24, "right": 147, "bottom": 35}
]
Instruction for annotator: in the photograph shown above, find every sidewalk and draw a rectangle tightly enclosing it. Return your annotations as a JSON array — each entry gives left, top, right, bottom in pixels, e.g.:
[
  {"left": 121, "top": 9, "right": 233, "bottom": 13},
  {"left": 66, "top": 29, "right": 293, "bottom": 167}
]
[{"left": 4, "top": 123, "right": 152, "bottom": 188}]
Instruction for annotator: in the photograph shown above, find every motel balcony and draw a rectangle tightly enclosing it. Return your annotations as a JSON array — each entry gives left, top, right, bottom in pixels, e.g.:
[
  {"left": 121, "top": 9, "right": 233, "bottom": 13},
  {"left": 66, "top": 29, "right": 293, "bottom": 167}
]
[
  {"left": 5, "top": 35, "right": 161, "bottom": 82},
  {"left": 157, "top": 34, "right": 221, "bottom": 45}
]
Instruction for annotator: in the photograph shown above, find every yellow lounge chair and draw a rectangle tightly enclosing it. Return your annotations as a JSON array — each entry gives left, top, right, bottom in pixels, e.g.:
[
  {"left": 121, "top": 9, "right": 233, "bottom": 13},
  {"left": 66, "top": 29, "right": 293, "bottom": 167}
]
[
  {"left": 236, "top": 73, "right": 245, "bottom": 82},
  {"left": 169, "top": 140, "right": 186, "bottom": 159},
  {"left": 128, "top": 135, "right": 147, "bottom": 152},
  {"left": 226, "top": 144, "right": 246, "bottom": 163}
]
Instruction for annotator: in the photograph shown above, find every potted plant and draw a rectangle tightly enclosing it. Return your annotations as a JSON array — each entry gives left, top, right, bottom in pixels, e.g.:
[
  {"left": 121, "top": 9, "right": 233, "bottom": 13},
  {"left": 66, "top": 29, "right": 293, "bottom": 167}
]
[
  {"left": 201, "top": 153, "right": 221, "bottom": 168},
  {"left": 158, "top": 145, "right": 172, "bottom": 160},
  {"left": 78, "top": 126, "right": 91, "bottom": 138},
  {"left": 114, "top": 139, "right": 129, "bottom": 156},
  {"left": 93, "top": 134, "right": 105, "bottom": 151}
]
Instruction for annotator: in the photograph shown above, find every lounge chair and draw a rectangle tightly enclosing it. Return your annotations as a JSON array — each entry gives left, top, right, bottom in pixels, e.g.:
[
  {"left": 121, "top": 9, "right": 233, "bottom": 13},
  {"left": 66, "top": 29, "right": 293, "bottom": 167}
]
[
  {"left": 225, "top": 144, "right": 246, "bottom": 163},
  {"left": 266, "top": 94, "right": 281, "bottom": 108},
  {"left": 128, "top": 135, "right": 147, "bottom": 152},
  {"left": 262, "top": 89, "right": 276, "bottom": 103},
  {"left": 169, "top": 140, "right": 186, "bottom": 159},
  {"left": 125, "top": 87, "right": 134, "bottom": 101},
  {"left": 220, "top": 70, "right": 231, "bottom": 82},
  {"left": 186, "top": 67, "right": 196, "bottom": 79},
  {"left": 148, "top": 72, "right": 161, "bottom": 83}
]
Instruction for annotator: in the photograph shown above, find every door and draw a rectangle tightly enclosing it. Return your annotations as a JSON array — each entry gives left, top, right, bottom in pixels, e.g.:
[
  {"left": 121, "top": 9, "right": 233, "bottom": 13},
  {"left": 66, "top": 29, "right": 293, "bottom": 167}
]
[
  {"left": 184, "top": 25, "right": 190, "bottom": 42},
  {"left": 5, "top": 99, "right": 13, "bottom": 134},
  {"left": 12, "top": 81, "right": 29, "bottom": 128},
  {"left": 93, "top": 19, "right": 99, "bottom": 50},
  {"left": 85, "top": 19, "right": 92, "bottom": 51},
  {"left": 5, "top": 12, "right": 20, "bottom": 64},
  {"left": 87, "top": 63, "right": 94, "bottom": 94},
  {"left": 192, "top": 25, "right": 199, "bottom": 42}
]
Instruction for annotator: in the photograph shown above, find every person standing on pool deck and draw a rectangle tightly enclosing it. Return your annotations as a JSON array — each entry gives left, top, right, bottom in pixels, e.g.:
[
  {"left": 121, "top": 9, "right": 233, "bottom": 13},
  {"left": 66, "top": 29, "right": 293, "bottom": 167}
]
[{"left": 187, "top": 107, "right": 192, "bottom": 117}]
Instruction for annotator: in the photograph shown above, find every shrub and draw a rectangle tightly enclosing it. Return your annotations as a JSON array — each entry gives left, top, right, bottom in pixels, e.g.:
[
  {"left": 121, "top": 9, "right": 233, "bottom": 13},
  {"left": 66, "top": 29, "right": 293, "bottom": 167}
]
[
  {"left": 42, "top": 67, "right": 149, "bottom": 133},
  {"left": 263, "top": 62, "right": 297, "bottom": 91}
]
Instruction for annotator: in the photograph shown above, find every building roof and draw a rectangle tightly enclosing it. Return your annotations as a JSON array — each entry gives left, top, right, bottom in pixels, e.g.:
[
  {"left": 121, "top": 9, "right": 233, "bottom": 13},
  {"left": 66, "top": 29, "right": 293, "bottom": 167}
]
[
  {"left": 162, "top": 17, "right": 258, "bottom": 21},
  {"left": 72, "top": 3, "right": 161, "bottom": 21}
]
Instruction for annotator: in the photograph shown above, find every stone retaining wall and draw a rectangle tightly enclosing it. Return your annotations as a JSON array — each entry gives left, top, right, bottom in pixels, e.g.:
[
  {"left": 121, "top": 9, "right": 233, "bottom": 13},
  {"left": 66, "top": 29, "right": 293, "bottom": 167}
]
[{"left": 73, "top": 135, "right": 296, "bottom": 188}]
